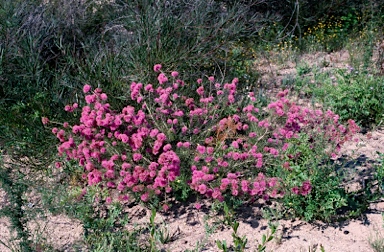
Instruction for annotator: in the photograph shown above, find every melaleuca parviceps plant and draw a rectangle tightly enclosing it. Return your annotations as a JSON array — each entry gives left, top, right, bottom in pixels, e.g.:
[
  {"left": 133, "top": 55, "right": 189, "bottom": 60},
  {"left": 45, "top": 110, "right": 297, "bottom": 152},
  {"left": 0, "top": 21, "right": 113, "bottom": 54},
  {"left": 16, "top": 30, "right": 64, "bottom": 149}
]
[{"left": 44, "top": 64, "right": 360, "bottom": 210}]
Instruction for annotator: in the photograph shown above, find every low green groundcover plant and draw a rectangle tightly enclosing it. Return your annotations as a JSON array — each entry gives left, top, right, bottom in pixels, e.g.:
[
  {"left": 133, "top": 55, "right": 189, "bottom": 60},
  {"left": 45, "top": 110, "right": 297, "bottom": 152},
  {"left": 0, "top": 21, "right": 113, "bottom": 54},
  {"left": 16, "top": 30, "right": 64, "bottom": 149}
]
[
  {"left": 291, "top": 67, "right": 384, "bottom": 129},
  {"left": 43, "top": 65, "right": 360, "bottom": 220}
]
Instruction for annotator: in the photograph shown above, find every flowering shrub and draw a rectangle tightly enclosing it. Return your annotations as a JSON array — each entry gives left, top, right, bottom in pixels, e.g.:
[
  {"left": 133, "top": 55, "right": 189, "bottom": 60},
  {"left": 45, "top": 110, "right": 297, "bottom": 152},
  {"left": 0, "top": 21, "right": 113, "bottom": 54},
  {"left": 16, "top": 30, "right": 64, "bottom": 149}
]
[{"left": 48, "top": 65, "right": 359, "bottom": 209}]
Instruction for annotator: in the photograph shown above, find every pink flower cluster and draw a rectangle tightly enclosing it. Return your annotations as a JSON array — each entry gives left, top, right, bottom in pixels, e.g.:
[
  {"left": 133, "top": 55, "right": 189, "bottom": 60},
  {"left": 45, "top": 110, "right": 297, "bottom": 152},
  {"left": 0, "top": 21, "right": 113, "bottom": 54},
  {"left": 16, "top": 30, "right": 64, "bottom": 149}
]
[
  {"left": 292, "top": 180, "right": 312, "bottom": 196},
  {"left": 49, "top": 64, "right": 359, "bottom": 206},
  {"left": 267, "top": 90, "right": 360, "bottom": 155},
  {"left": 52, "top": 84, "right": 181, "bottom": 202}
]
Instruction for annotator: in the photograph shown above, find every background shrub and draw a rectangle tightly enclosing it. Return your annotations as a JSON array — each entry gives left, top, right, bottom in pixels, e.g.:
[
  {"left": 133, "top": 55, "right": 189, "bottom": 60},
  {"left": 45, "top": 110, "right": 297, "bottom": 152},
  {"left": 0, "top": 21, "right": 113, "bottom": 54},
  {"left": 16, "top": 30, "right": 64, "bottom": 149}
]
[{"left": 0, "top": 0, "right": 268, "bottom": 159}]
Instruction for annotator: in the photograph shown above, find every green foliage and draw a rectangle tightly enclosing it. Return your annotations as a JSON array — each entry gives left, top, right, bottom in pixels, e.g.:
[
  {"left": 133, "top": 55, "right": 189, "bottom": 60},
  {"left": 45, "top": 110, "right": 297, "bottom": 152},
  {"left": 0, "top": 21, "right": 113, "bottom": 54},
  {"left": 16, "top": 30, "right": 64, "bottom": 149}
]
[
  {"left": 223, "top": 42, "right": 260, "bottom": 88},
  {"left": 148, "top": 208, "right": 172, "bottom": 251},
  {"left": 281, "top": 167, "right": 348, "bottom": 222},
  {"left": 265, "top": 133, "right": 350, "bottom": 222},
  {"left": 203, "top": 215, "right": 221, "bottom": 236},
  {"left": 290, "top": 63, "right": 384, "bottom": 129},
  {"left": 170, "top": 175, "right": 193, "bottom": 202},
  {"left": 103, "top": 0, "right": 264, "bottom": 96},
  {"left": 0, "top": 0, "right": 100, "bottom": 158},
  {"left": 231, "top": 221, "right": 248, "bottom": 251},
  {"left": 370, "top": 236, "right": 384, "bottom": 252},
  {"left": 0, "top": 155, "right": 33, "bottom": 251},
  {"left": 215, "top": 202, "right": 277, "bottom": 252},
  {"left": 374, "top": 153, "right": 384, "bottom": 196},
  {"left": 265, "top": 131, "right": 380, "bottom": 222},
  {"left": 256, "top": 223, "right": 278, "bottom": 252},
  {"left": 41, "top": 181, "right": 142, "bottom": 251},
  {"left": 313, "top": 70, "right": 384, "bottom": 128},
  {"left": 296, "top": 62, "right": 312, "bottom": 76}
]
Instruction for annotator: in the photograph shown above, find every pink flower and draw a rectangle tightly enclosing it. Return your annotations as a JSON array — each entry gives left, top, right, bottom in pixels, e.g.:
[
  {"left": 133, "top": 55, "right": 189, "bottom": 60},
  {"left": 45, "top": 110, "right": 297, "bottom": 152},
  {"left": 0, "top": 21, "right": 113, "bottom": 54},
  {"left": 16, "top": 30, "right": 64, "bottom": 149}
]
[
  {"left": 120, "top": 134, "right": 129, "bottom": 143},
  {"left": 150, "top": 129, "right": 159, "bottom": 138},
  {"left": 227, "top": 173, "right": 237, "bottom": 179},
  {"left": 141, "top": 192, "right": 149, "bottom": 202},
  {"left": 171, "top": 71, "right": 179, "bottom": 77},
  {"left": 83, "top": 84, "right": 91, "bottom": 93},
  {"left": 193, "top": 128, "right": 200, "bottom": 134},
  {"left": 228, "top": 95, "right": 235, "bottom": 104},
  {"left": 105, "top": 170, "right": 115, "bottom": 179},
  {"left": 219, "top": 161, "right": 228, "bottom": 167},
  {"left": 122, "top": 162, "right": 131, "bottom": 170},
  {"left": 100, "top": 93, "right": 107, "bottom": 100},
  {"left": 153, "top": 64, "right": 162, "bottom": 72},
  {"left": 198, "top": 184, "right": 207, "bottom": 194},
  {"left": 162, "top": 204, "right": 170, "bottom": 212},
  {"left": 194, "top": 203, "right": 202, "bottom": 210},
  {"left": 163, "top": 144, "right": 172, "bottom": 151},
  {"left": 256, "top": 159, "right": 263, "bottom": 168},
  {"left": 157, "top": 133, "right": 166, "bottom": 141},
  {"left": 107, "top": 181, "right": 116, "bottom": 188},
  {"left": 249, "top": 132, "right": 257, "bottom": 138},
  {"left": 292, "top": 186, "right": 300, "bottom": 195},
  {"left": 158, "top": 73, "right": 168, "bottom": 84},
  {"left": 196, "top": 86, "right": 204, "bottom": 96},
  {"left": 241, "top": 180, "right": 249, "bottom": 192},
  {"left": 119, "top": 195, "right": 129, "bottom": 202},
  {"left": 301, "top": 180, "right": 312, "bottom": 196},
  {"left": 145, "top": 84, "right": 154, "bottom": 92},
  {"left": 208, "top": 76, "right": 215, "bottom": 82},
  {"left": 196, "top": 145, "right": 206, "bottom": 154},
  {"left": 269, "top": 148, "right": 279, "bottom": 156},
  {"left": 282, "top": 162, "right": 291, "bottom": 170},
  {"left": 41, "top": 117, "right": 49, "bottom": 125},
  {"left": 64, "top": 105, "right": 72, "bottom": 112},
  {"left": 133, "top": 153, "right": 142, "bottom": 162},
  {"left": 85, "top": 95, "right": 96, "bottom": 104}
]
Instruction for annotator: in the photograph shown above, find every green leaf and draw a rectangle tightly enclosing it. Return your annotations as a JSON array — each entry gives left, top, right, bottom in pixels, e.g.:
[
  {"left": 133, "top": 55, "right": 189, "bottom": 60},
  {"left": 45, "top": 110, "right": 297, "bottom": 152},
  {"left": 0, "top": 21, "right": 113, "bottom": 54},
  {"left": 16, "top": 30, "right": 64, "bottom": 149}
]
[
  {"left": 233, "top": 221, "right": 239, "bottom": 233},
  {"left": 261, "top": 234, "right": 266, "bottom": 244},
  {"left": 150, "top": 208, "right": 156, "bottom": 225}
]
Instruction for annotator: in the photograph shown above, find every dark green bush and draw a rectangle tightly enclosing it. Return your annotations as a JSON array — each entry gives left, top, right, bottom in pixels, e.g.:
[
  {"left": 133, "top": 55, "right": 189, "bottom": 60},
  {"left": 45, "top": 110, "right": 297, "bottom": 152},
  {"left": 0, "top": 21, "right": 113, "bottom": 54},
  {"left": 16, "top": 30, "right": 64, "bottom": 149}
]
[{"left": 0, "top": 0, "right": 105, "bottom": 157}]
